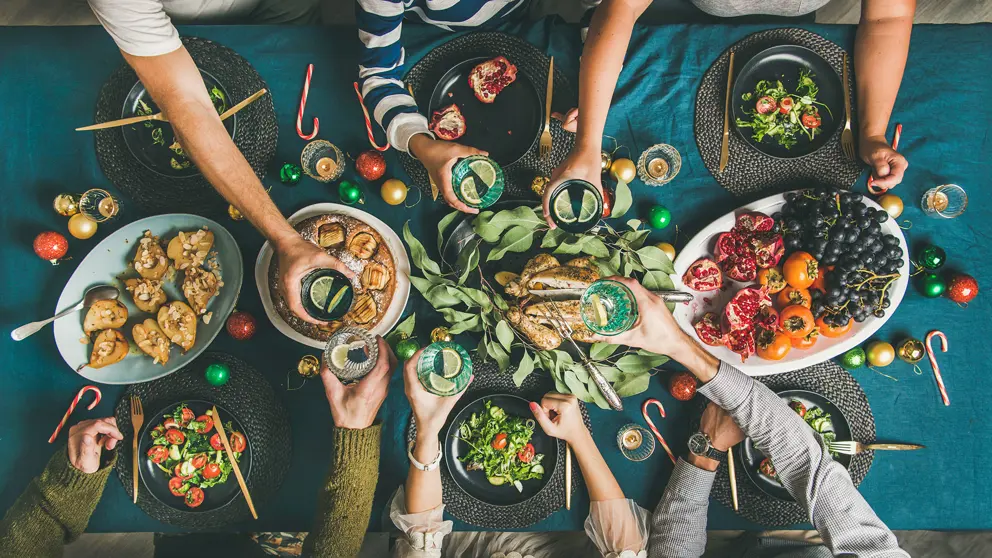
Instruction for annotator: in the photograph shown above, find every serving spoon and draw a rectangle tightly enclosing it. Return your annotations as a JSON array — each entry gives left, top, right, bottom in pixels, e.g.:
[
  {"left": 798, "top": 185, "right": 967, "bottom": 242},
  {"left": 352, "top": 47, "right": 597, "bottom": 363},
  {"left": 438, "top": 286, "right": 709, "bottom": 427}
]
[{"left": 11, "top": 285, "right": 120, "bottom": 341}]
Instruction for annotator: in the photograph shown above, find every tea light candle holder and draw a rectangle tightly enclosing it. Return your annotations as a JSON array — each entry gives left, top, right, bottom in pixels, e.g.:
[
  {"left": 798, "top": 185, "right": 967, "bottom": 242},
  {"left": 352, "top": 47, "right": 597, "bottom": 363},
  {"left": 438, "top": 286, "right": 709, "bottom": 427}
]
[
  {"left": 302, "top": 140, "right": 346, "bottom": 183},
  {"left": 617, "top": 424, "right": 655, "bottom": 461},
  {"left": 637, "top": 144, "right": 682, "bottom": 186},
  {"left": 922, "top": 184, "right": 967, "bottom": 218},
  {"left": 78, "top": 188, "right": 120, "bottom": 222}
]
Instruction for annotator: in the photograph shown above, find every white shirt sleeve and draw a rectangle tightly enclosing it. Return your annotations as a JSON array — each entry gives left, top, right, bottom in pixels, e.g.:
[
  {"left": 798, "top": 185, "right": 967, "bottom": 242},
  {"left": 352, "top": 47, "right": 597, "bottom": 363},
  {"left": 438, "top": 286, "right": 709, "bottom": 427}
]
[{"left": 87, "top": 0, "right": 183, "bottom": 57}]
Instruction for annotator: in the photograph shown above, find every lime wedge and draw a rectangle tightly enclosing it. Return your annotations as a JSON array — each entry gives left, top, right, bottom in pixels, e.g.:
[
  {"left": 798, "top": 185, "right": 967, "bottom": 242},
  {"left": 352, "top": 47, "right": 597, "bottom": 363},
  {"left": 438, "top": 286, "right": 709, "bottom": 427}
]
[
  {"left": 429, "top": 373, "right": 456, "bottom": 394},
  {"left": 554, "top": 191, "right": 577, "bottom": 223},
  {"left": 309, "top": 276, "right": 335, "bottom": 308},
  {"left": 468, "top": 158, "right": 498, "bottom": 187},
  {"left": 590, "top": 293, "right": 609, "bottom": 327},
  {"left": 440, "top": 347, "right": 463, "bottom": 378},
  {"left": 326, "top": 286, "right": 350, "bottom": 314},
  {"left": 577, "top": 189, "right": 599, "bottom": 222},
  {"left": 459, "top": 177, "right": 482, "bottom": 205},
  {"left": 329, "top": 344, "right": 351, "bottom": 369}
]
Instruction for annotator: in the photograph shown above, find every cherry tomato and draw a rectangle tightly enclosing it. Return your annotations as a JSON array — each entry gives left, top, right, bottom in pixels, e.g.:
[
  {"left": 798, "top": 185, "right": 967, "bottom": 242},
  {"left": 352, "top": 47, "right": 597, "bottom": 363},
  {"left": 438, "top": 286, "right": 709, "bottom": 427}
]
[
  {"left": 178, "top": 407, "right": 195, "bottom": 427},
  {"left": 185, "top": 486, "right": 205, "bottom": 508},
  {"left": 169, "top": 477, "right": 189, "bottom": 497},
  {"left": 203, "top": 463, "right": 222, "bottom": 480},
  {"left": 816, "top": 315, "right": 853, "bottom": 338},
  {"left": 162, "top": 418, "right": 179, "bottom": 430},
  {"left": 147, "top": 445, "right": 169, "bottom": 464},
  {"left": 756, "top": 96, "right": 777, "bottom": 115},
  {"left": 758, "top": 267, "right": 787, "bottom": 293},
  {"left": 792, "top": 327, "right": 819, "bottom": 349},
  {"left": 789, "top": 400, "right": 808, "bottom": 417},
  {"left": 759, "top": 458, "right": 778, "bottom": 478},
  {"left": 210, "top": 433, "right": 224, "bottom": 451},
  {"left": 230, "top": 432, "right": 247, "bottom": 453},
  {"left": 174, "top": 463, "right": 193, "bottom": 480},
  {"left": 194, "top": 414, "right": 214, "bottom": 434},
  {"left": 779, "top": 305, "right": 815, "bottom": 339},
  {"left": 517, "top": 443, "right": 536, "bottom": 463},
  {"left": 776, "top": 286, "right": 811, "bottom": 309},
  {"left": 801, "top": 111, "right": 821, "bottom": 128},
  {"left": 191, "top": 453, "right": 208, "bottom": 470},
  {"left": 811, "top": 266, "right": 833, "bottom": 293},
  {"left": 492, "top": 432, "right": 508, "bottom": 450},
  {"left": 756, "top": 328, "right": 792, "bottom": 361},
  {"left": 164, "top": 429, "right": 185, "bottom": 445},
  {"left": 778, "top": 97, "right": 794, "bottom": 114},
  {"left": 783, "top": 251, "right": 818, "bottom": 289}
]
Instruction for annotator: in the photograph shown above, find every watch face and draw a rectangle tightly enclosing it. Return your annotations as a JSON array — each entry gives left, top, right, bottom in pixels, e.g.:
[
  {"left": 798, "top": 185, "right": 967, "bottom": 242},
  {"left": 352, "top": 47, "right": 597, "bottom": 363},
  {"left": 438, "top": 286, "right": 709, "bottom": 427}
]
[{"left": 688, "top": 433, "right": 709, "bottom": 455}]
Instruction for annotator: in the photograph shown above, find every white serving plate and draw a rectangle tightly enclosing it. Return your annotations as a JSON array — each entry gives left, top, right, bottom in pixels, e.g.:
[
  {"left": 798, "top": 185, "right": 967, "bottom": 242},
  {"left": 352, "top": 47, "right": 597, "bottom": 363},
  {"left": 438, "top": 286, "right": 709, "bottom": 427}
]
[
  {"left": 672, "top": 191, "right": 910, "bottom": 376},
  {"left": 255, "top": 203, "right": 411, "bottom": 349},
  {"left": 54, "top": 214, "right": 243, "bottom": 385}
]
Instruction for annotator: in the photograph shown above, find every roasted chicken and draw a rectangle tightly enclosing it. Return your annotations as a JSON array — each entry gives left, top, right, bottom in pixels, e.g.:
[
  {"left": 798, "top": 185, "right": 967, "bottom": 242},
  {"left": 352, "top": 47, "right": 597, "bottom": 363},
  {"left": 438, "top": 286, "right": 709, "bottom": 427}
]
[
  {"left": 505, "top": 254, "right": 560, "bottom": 297},
  {"left": 506, "top": 307, "right": 561, "bottom": 350}
]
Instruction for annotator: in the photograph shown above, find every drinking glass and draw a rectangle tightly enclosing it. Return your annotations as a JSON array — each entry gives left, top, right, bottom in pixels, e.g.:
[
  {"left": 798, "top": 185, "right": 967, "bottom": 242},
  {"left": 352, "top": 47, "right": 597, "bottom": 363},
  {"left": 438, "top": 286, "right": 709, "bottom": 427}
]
[
  {"left": 580, "top": 279, "right": 639, "bottom": 335},
  {"left": 547, "top": 179, "right": 604, "bottom": 233},
  {"left": 417, "top": 341, "right": 473, "bottom": 396},
  {"left": 323, "top": 327, "right": 378, "bottom": 382},
  {"left": 451, "top": 155, "right": 504, "bottom": 209}
]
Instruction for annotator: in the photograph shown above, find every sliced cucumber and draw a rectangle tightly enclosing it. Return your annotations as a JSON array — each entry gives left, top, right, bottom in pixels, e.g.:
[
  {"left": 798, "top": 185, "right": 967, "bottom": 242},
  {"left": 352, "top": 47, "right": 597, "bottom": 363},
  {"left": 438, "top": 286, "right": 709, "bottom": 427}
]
[{"left": 487, "top": 475, "right": 505, "bottom": 486}]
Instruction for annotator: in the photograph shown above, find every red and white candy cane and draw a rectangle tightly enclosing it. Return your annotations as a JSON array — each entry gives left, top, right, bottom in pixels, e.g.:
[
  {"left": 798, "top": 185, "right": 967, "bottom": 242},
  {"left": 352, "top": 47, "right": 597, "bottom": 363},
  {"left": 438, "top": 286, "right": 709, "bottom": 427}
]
[
  {"left": 925, "top": 330, "right": 950, "bottom": 406},
  {"left": 49, "top": 386, "right": 102, "bottom": 443},
  {"left": 867, "top": 123, "right": 903, "bottom": 195},
  {"left": 642, "top": 399, "right": 676, "bottom": 465},
  {"left": 352, "top": 82, "right": 390, "bottom": 152},
  {"left": 296, "top": 63, "right": 318, "bottom": 140}
]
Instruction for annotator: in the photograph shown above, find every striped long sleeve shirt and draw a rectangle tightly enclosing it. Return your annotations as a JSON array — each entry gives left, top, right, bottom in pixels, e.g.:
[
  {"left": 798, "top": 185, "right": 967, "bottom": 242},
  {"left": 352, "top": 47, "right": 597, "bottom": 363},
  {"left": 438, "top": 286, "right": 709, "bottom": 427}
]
[{"left": 357, "top": 0, "right": 528, "bottom": 153}]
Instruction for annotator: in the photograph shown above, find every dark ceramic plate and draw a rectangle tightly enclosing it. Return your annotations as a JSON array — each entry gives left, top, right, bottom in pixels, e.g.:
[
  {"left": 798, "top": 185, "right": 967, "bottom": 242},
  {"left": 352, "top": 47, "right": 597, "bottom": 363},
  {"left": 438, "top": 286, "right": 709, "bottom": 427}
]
[
  {"left": 138, "top": 400, "right": 251, "bottom": 513},
  {"left": 428, "top": 56, "right": 541, "bottom": 166},
  {"left": 121, "top": 70, "right": 236, "bottom": 178},
  {"left": 738, "top": 389, "right": 851, "bottom": 501},
  {"left": 444, "top": 394, "right": 559, "bottom": 507},
  {"left": 731, "top": 45, "right": 843, "bottom": 159}
]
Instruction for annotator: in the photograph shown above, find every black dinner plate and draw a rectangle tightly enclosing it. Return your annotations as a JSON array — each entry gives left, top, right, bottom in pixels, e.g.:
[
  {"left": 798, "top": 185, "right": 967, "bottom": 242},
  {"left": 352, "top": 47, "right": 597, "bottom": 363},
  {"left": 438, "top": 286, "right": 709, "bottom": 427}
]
[
  {"left": 121, "top": 70, "right": 236, "bottom": 178},
  {"left": 444, "top": 394, "right": 559, "bottom": 507},
  {"left": 731, "top": 45, "right": 843, "bottom": 159},
  {"left": 428, "top": 56, "right": 541, "bottom": 166},
  {"left": 138, "top": 399, "right": 252, "bottom": 513},
  {"left": 738, "top": 389, "right": 851, "bottom": 501}
]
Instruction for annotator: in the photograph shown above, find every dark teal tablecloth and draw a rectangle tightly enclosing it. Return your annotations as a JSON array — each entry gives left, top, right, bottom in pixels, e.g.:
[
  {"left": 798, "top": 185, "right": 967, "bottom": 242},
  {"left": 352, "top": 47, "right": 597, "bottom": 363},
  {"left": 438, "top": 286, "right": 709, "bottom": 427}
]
[{"left": 1, "top": 20, "right": 990, "bottom": 535}]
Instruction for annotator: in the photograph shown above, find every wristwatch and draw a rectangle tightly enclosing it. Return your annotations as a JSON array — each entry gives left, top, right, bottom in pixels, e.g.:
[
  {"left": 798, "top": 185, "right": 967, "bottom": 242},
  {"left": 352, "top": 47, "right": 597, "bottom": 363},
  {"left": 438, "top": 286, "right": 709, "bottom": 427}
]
[
  {"left": 687, "top": 432, "right": 727, "bottom": 461},
  {"left": 407, "top": 440, "right": 443, "bottom": 472}
]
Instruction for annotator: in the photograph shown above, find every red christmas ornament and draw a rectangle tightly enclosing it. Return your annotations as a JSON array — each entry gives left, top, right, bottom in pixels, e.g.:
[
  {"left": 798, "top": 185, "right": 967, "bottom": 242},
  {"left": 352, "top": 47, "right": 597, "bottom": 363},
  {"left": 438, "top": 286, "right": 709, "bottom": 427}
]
[
  {"left": 226, "top": 310, "right": 257, "bottom": 341},
  {"left": 355, "top": 150, "right": 386, "bottom": 181},
  {"left": 946, "top": 273, "right": 979, "bottom": 304},
  {"left": 601, "top": 186, "right": 614, "bottom": 218},
  {"left": 34, "top": 231, "right": 68, "bottom": 264},
  {"left": 668, "top": 371, "right": 697, "bottom": 401}
]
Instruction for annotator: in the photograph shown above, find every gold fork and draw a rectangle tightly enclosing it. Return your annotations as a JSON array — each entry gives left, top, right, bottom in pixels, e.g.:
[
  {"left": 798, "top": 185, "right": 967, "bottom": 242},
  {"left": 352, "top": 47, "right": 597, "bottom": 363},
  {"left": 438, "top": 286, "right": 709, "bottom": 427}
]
[
  {"left": 840, "top": 53, "right": 856, "bottom": 161},
  {"left": 129, "top": 394, "right": 144, "bottom": 504},
  {"left": 539, "top": 57, "right": 554, "bottom": 160}
]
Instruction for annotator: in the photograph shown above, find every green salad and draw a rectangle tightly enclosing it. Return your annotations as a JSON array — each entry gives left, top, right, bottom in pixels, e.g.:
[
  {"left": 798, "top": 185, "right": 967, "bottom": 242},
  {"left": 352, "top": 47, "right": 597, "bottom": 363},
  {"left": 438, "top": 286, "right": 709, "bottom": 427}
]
[
  {"left": 736, "top": 69, "right": 831, "bottom": 149},
  {"left": 455, "top": 401, "right": 545, "bottom": 492}
]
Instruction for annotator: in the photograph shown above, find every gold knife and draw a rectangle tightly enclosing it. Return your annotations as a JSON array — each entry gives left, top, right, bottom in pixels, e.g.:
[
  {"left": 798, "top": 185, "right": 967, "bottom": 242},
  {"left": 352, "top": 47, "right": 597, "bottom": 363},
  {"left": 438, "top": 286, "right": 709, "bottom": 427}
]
[
  {"left": 719, "top": 51, "right": 735, "bottom": 173},
  {"left": 864, "top": 443, "right": 925, "bottom": 451},
  {"left": 76, "top": 88, "right": 267, "bottom": 131},
  {"left": 212, "top": 406, "right": 258, "bottom": 519}
]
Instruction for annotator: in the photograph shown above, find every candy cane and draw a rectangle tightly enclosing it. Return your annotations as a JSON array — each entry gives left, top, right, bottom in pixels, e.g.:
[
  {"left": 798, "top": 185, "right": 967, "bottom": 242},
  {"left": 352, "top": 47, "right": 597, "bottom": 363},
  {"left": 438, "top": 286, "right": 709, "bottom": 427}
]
[
  {"left": 925, "top": 330, "right": 950, "bottom": 406},
  {"left": 297, "top": 64, "right": 318, "bottom": 140},
  {"left": 49, "top": 386, "right": 102, "bottom": 443},
  {"left": 641, "top": 399, "right": 676, "bottom": 465},
  {"left": 867, "top": 123, "right": 903, "bottom": 194},
  {"left": 352, "top": 82, "right": 390, "bottom": 152}
]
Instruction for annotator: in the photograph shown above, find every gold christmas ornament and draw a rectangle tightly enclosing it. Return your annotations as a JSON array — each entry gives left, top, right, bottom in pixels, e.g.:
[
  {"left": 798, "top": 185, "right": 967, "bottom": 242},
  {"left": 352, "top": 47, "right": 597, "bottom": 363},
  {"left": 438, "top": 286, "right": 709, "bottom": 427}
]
[
  {"left": 297, "top": 355, "right": 320, "bottom": 378},
  {"left": 430, "top": 326, "right": 452, "bottom": 343},
  {"left": 610, "top": 158, "right": 636, "bottom": 183},
  {"left": 381, "top": 179, "right": 409, "bottom": 206},
  {"left": 655, "top": 242, "right": 676, "bottom": 261},
  {"left": 877, "top": 194, "right": 904, "bottom": 218},
  {"left": 531, "top": 176, "right": 550, "bottom": 197},
  {"left": 67, "top": 213, "right": 98, "bottom": 239},
  {"left": 865, "top": 341, "right": 895, "bottom": 367},
  {"left": 601, "top": 151, "right": 612, "bottom": 171},
  {"left": 228, "top": 204, "right": 245, "bottom": 220},
  {"left": 53, "top": 193, "right": 80, "bottom": 217},
  {"left": 896, "top": 338, "right": 925, "bottom": 364}
]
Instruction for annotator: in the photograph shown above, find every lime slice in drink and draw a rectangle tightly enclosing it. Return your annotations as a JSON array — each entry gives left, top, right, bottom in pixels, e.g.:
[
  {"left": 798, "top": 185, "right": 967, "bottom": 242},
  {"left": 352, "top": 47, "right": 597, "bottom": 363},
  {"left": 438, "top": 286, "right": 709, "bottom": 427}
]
[
  {"left": 330, "top": 341, "right": 366, "bottom": 369},
  {"left": 309, "top": 276, "right": 336, "bottom": 308},
  {"left": 327, "top": 286, "right": 350, "bottom": 314},
  {"left": 554, "top": 191, "right": 577, "bottom": 223},
  {"left": 468, "top": 158, "right": 498, "bottom": 188},
  {"left": 590, "top": 293, "right": 609, "bottom": 327},
  {"left": 440, "top": 347, "right": 463, "bottom": 378},
  {"left": 577, "top": 189, "right": 599, "bottom": 222},
  {"left": 459, "top": 177, "right": 482, "bottom": 206},
  {"left": 429, "top": 373, "right": 457, "bottom": 394}
]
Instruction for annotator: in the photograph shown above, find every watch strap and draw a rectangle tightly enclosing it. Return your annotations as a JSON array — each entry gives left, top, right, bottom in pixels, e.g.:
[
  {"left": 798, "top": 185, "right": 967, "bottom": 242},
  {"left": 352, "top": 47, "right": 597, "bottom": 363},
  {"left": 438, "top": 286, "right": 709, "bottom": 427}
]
[
  {"left": 705, "top": 446, "right": 728, "bottom": 461},
  {"left": 407, "top": 440, "right": 442, "bottom": 471}
]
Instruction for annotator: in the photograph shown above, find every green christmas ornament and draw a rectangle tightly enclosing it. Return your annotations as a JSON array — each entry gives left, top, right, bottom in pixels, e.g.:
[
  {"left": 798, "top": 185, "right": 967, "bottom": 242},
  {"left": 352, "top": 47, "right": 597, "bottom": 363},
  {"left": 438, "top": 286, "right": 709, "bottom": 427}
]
[
  {"left": 338, "top": 180, "right": 363, "bottom": 205},
  {"left": 917, "top": 244, "right": 946, "bottom": 271},
  {"left": 204, "top": 363, "right": 231, "bottom": 386},
  {"left": 648, "top": 205, "right": 672, "bottom": 229},
  {"left": 918, "top": 272, "right": 946, "bottom": 298},
  {"left": 395, "top": 337, "right": 420, "bottom": 361},
  {"left": 839, "top": 347, "right": 866, "bottom": 370},
  {"left": 280, "top": 163, "right": 302, "bottom": 185}
]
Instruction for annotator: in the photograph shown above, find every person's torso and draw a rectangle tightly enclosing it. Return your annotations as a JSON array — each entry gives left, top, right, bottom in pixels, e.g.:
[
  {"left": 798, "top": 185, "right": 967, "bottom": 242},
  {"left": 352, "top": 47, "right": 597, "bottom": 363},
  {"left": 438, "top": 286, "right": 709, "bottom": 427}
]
[
  {"left": 152, "top": 0, "right": 259, "bottom": 23},
  {"left": 690, "top": 0, "right": 830, "bottom": 18},
  {"left": 399, "top": 0, "right": 529, "bottom": 31}
]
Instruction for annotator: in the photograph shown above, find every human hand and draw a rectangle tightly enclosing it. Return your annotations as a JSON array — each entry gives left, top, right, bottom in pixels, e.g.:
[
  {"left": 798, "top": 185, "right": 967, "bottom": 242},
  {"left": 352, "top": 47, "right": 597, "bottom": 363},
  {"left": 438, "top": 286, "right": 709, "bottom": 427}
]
[
  {"left": 409, "top": 134, "right": 487, "bottom": 214},
  {"left": 276, "top": 236, "right": 355, "bottom": 325},
  {"left": 552, "top": 108, "right": 579, "bottom": 133},
  {"left": 529, "top": 393, "right": 591, "bottom": 447},
  {"left": 587, "top": 277, "right": 689, "bottom": 355},
  {"left": 402, "top": 348, "right": 472, "bottom": 437},
  {"left": 542, "top": 144, "right": 604, "bottom": 229},
  {"left": 688, "top": 402, "right": 745, "bottom": 472},
  {"left": 321, "top": 336, "right": 397, "bottom": 429},
  {"left": 860, "top": 135, "right": 908, "bottom": 190},
  {"left": 67, "top": 417, "right": 123, "bottom": 474}
]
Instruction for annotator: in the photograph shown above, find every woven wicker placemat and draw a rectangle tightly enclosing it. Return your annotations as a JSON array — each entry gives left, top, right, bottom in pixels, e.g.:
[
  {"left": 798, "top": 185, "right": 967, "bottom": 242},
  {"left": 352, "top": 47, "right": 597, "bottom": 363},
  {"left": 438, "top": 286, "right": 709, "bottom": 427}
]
[
  {"left": 94, "top": 37, "right": 277, "bottom": 215},
  {"left": 695, "top": 28, "right": 862, "bottom": 196},
  {"left": 407, "top": 357, "right": 590, "bottom": 528},
  {"left": 691, "top": 361, "right": 875, "bottom": 526},
  {"left": 114, "top": 351, "right": 291, "bottom": 529},
  {"left": 401, "top": 31, "right": 576, "bottom": 198}
]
